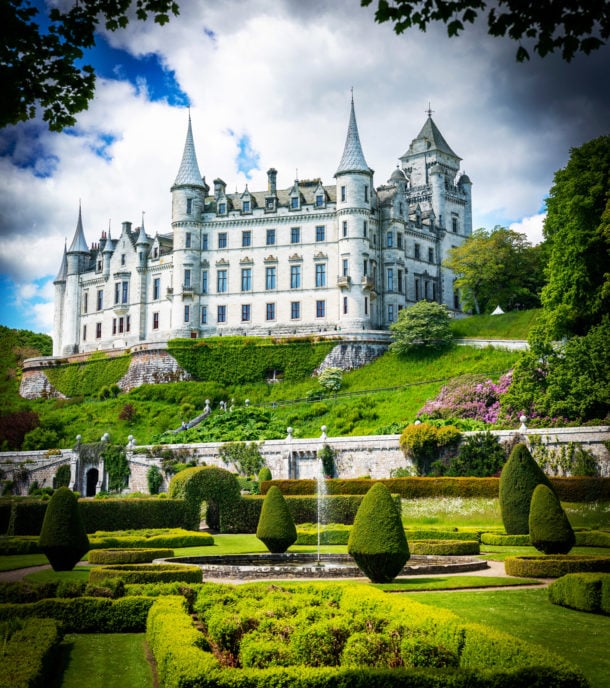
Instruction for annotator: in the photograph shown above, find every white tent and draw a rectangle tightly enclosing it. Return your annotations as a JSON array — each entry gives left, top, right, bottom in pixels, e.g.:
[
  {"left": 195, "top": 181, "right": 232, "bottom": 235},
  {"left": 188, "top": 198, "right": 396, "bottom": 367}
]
[{"left": 491, "top": 305, "right": 505, "bottom": 315}]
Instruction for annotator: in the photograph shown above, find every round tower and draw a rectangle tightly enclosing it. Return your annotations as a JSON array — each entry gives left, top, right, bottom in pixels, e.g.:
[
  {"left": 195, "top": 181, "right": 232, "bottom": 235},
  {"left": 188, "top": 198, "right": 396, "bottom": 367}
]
[{"left": 63, "top": 205, "right": 90, "bottom": 354}]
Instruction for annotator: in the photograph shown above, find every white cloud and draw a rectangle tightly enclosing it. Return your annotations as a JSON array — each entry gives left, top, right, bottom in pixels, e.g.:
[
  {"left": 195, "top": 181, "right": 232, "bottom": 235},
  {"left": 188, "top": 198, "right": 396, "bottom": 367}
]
[{"left": 510, "top": 213, "right": 546, "bottom": 246}]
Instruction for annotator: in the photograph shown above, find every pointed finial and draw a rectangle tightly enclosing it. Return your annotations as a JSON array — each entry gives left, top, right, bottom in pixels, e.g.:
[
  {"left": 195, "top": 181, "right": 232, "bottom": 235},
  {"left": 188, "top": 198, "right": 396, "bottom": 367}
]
[
  {"left": 350, "top": 86, "right": 354, "bottom": 103},
  {"left": 426, "top": 102, "right": 434, "bottom": 118}
]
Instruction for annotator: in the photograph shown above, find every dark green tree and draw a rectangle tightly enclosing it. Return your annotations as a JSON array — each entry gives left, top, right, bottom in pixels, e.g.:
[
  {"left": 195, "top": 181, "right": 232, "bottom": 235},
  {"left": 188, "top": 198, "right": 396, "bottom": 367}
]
[
  {"left": 256, "top": 486, "right": 297, "bottom": 553},
  {"left": 390, "top": 300, "right": 452, "bottom": 353},
  {"left": 446, "top": 431, "right": 506, "bottom": 477},
  {"left": 361, "top": 0, "right": 610, "bottom": 62},
  {"left": 147, "top": 465, "right": 163, "bottom": 495},
  {"left": 1, "top": 0, "right": 179, "bottom": 131},
  {"left": 499, "top": 443, "right": 554, "bottom": 535},
  {"left": 541, "top": 135, "right": 610, "bottom": 337},
  {"left": 38, "top": 487, "right": 90, "bottom": 571},
  {"left": 529, "top": 483, "right": 575, "bottom": 554},
  {"left": 219, "top": 441, "right": 264, "bottom": 478},
  {"left": 348, "top": 482, "right": 409, "bottom": 583}
]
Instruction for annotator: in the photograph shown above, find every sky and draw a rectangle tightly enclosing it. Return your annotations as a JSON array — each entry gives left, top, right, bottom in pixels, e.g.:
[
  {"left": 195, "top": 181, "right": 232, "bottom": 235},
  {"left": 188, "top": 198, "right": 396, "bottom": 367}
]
[{"left": 1, "top": 0, "right": 609, "bottom": 336}]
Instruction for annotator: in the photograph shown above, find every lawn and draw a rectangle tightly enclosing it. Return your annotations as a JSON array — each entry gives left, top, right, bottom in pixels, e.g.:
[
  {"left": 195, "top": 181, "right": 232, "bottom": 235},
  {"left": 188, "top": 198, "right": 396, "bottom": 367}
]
[{"left": 416, "top": 588, "right": 610, "bottom": 688}]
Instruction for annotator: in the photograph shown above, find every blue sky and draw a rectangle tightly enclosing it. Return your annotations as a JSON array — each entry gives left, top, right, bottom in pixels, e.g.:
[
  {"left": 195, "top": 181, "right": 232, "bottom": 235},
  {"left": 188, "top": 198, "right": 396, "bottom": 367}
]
[{"left": 1, "top": 0, "right": 609, "bottom": 335}]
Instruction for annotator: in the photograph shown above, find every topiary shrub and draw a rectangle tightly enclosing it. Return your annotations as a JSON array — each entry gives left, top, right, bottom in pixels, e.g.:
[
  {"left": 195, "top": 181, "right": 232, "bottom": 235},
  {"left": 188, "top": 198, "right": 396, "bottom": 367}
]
[
  {"left": 499, "top": 443, "right": 554, "bottom": 534},
  {"left": 256, "top": 486, "right": 297, "bottom": 553},
  {"left": 258, "top": 466, "right": 272, "bottom": 483},
  {"left": 347, "top": 482, "right": 410, "bottom": 583},
  {"left": 529, "top": 484, "right": 575, "bottom": 554},
  {"left": 38, "top": 487, "right": 89, "bottom": 571}
]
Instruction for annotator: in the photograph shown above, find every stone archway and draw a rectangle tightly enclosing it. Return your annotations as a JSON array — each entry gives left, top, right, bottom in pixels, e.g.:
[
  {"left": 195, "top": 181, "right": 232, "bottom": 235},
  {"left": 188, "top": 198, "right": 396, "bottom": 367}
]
[{"left": 85, "top": 467, "right": 99, "bottom": 497}]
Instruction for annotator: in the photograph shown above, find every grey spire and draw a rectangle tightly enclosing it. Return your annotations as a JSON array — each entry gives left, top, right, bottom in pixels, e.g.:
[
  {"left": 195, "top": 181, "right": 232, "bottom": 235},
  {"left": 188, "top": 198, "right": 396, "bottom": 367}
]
[
  {"left": 103, "top": 226, "right": 113, "bottom": 253},
  {"left": 54, "top": 241, "right": 67, "bottom": 282},
  {"left": 136, "top": 213, "right": 150, "bottom": 245},
  {"left": 406, "top": 115, "right": 460, "bottom": 160},
  {"left": 335, "top": 96, "right": 369, "bottom": 176},
  {"left": 68, "top": 203, "right": 89, "bottom": 253},
  {"left": 173, "top": 112, "right": 204, "bottom": 187}
]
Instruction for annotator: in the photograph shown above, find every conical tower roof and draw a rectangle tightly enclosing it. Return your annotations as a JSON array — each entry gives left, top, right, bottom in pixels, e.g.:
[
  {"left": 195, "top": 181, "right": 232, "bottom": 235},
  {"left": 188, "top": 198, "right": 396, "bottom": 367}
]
[
  {"left": 136, "top": 213, "right": 150, "bottom": 245},
  {"left": 54, "top": 241, "right": 67, "bottom": 282},
  {"left": 173, "top": 112, "right": 204, "bottom": 187},
  {"left": 335, "top": 96, "right": 370, "bottom": 176},
  {"left": 404, "top": 115, "right": 460, "bottom": 160},
  {"left": 68, "top": 204, "right": 89, "bottom": 253}
]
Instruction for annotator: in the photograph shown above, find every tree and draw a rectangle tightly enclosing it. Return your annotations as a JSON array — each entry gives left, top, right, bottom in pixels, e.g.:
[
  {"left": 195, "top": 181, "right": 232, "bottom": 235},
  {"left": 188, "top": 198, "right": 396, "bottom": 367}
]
[
  {"left": 0, "top": 0, "right": 180, "bottom": 131},
  {"left": 540, "top": 135, "right": 610, "bottom": 338},
  {"left": 360, "top": 0, "right": 610, "bottom": 62},
  {"left": 529, "top": 484, "right": 575, "bottom": 555},
  {"left": 38, "top": 486, "right": 90, "bottom": 571},
  {"left": 499, "top": 443, "right": 554, "bottom": 535},
  {"left": 318, "top": 367, "right": 343, "bottom": 394},
  {"left": 348, "top": 482, "right": 409, "bottom": 583},
  {"left": 256, "top": 486, "right": 297, "bottom": 553},
  {"left": 219, "top": 441, "right": 264, "bottom": 478},
  {"left": 390, "top": 300, "right": 452, "bottom": 353},
  {"left": 443, "top": 227, "right": 545, "bottom": 314}
]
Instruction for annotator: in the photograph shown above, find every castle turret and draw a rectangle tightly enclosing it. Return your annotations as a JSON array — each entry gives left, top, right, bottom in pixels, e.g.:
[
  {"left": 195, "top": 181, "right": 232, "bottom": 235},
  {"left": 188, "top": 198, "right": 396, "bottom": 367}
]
[
  {"left": 335, "top": 95, "right": 375, "bottom": 330},
  {"left": 102, "top": 226, "right": 113, "bottom": 277},
  {"left": 52, "top": 242, "right": 68, "bottom": 356},
  {"left": 63, "top": 205, "right": 90, "bottom": 354}
]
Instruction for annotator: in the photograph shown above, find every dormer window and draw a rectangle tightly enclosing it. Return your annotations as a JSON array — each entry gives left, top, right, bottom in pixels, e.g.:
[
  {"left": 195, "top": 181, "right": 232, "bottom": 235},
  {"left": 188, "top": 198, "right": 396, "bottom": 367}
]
[
  {"left": 315, "top": 194, "right": 324, "bottom": 207},
  {"left": 153, "top": 247, "right": 159, "bottom": 259},
  {"left": 291, "top": 196, "right": 299, "bottom": 210},
  {"left": 243, "top": 200, "right": 250, "bottom": 213},
  {"left": 218, "top": 202, "right": 226, "bottom": 215}
]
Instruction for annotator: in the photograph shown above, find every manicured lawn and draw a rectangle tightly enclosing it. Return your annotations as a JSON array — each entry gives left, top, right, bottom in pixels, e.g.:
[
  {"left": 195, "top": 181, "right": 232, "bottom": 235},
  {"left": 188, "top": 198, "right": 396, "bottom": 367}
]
[
  {"left": 0, "top": 553, "right": 48, "bottom": 571},
  {"left": 416, "top": 588, "right": 610, "bottom": 688},
  {"left": 24, "top": 565, "right": 92, "bottom": 584},
  {"left": 374, "top": 575, "right": 540, "bottom": 591},
  {"left": 53, "top": 633, "right": 153, "bottom": 688}
]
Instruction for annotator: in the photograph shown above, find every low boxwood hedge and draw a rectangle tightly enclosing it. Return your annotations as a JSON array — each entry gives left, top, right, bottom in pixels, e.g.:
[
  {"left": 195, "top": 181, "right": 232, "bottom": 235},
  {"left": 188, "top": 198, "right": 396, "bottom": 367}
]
[
  {"left": 88, "top": 563, "right": 202, "bottom": 585},
  {"left": 296, "top": 524, "right": 351, "bottom": 546},
  {"left": 505, "top": 554, "right": 610, "bottom": 578},
  {"left": 0, "top": 535, "right": 41, "bottom": 555},
  {"left": 0, "top": 596, "right": 153, "bottom": 632},
  {"left": 480, "top": 533, "right": 531, "bottom": 546},
  {"left": 574, "top": 530, "right": 610, "bottom": 548},
  {"left": 406, "top": 529, "right": 485, "bottom": 542},
  {"left": 548, "top": 573, "right": 610, "bottom": 615},
  {"left": 0, "top": 618, "right": 61, "bottom": 688},
  {"left": 410, "top": 540, "right": 480, "bottom": 556},
  {"left": 88, "top": 529, "right": 214, "bottom": 549},
  {"left": 88, "top": 548, "right": 174, "bottom": 564}
]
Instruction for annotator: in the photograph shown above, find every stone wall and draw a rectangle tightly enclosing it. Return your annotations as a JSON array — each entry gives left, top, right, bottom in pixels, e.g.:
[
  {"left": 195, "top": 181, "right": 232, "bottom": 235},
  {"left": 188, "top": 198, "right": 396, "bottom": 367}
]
[
  {"left": 19, "top": 371, "right": 66, "bottom": 400},
  {"left": 315, "top": 341, "right": 388, "bottom": 374},
  {"left": 117, "top": 348, "right": 192, "bottom": 391}
]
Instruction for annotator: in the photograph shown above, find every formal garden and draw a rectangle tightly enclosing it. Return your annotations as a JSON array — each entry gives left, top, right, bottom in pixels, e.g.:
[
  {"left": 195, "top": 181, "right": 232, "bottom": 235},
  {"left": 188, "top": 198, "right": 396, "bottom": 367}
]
[{"left": 1, "top": 442, "right": 610, "bottom": 688}]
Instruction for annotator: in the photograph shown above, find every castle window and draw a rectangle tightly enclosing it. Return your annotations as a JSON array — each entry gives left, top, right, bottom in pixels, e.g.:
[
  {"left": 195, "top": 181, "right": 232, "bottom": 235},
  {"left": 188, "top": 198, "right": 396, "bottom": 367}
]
[
  {"left": 316, "top": 194, "right": 324, "bottom": 207},
  {"left": 96, "top": 322, "right": 102, "bottom": 338},
  {"left": 185, "top": 232, "right": 192, "bottom": 248},
  {"left": 201, "top": 306, "right": 207, "bottom": 324},
  {"left": 415, "top": 278, "right": 421, "bottom": 300},
  {"left": 96, "top": 290, "right": 103, "bottom": 311},
  {"left": 184, "top": 305, "right": 190, "bottom": 323},
  {"left": 241, "top": 268, "right": 252, "bottom": 292},
  {"left": 454, "top": 290, "right": 460, "bottom": 309},
  {"left": 218, "top": 233, "right": 227, "bottom": 249},
  {"left": 83, "top": 324, "right": 87, "bottom": 341},
  {"left": 363, "top": 220, "right": 367, "bottom": 237},
  {"left": 316, "top": 300, "right": 326, "bottom": 318},
  {"left": 153, "top": 312, "right": 159, "bottom": 329},
  {"left": 266, "top": 303, "right": 276, "bottom": 321},
  {"left": 364, "top": 185, "right": 369, "bottom": 203},
  {"left": 217, "top": 305, "right": 226, "bottom": 323},
  {"left": 452, "top": 215, "right": 459, "bottom": 233},
  {"left": 242, "top": 230, "right": 251, "bottom": 247},
  {"left": 428, "top": 247, "right": 434, "bottom": 263},
  {"left": 126, "top": 315, "right": 132, "bottom": 333},
  {"left": 342, "top": 221, "right": 348, "bottom": 238},
  {"left": 266, "top": 229, "right": 276, "bottom": 245},
  {"left": 112, "top": 318, "right": 117, "bottom": 335},
  {"left": 387, "top": 268, "right": 394, "bottom": 291},
  {"left": 340, "top": 186, "right": 346, "bottom": 202},
  {"left": 315, "top": 263, "right": 326, "bottom": 287},
  {"left": 291, "top": 196, "right": 299, "bottom": 210},
  {"left": 342, "top": 258, "right": 349, "bottom": 277},
  {"left": 364, "top": 297, "right": 368, "bottom": 315},
  {"left": 118, "top": 317, "right": 124, "bottom": 334},
  {"left": 424, "top": 281, "right": 430, "bottom": 300},
  {"left": 397, "top": 233, "right": 403, "bottom": 249},
  {"left": 290, "top": 265, "right": 301, "bottom": 289},
  {"left": 291, "top": 301, "right": 300, "bottom": 319},
  {"left": 343, "top": 297, "right": 348, "bottom": 315},
  {"left": 114, "top": 282, "right": 120, "bottom": 304},
  {"left": 218, "top": 202, "right": 226, "bottom": 215},
  {"left": 315, "top": 225, "right": 325, "bottom": 242},
  {"left": 388, "top": 304, "right": 395, "bottom": 322},
  {"left": 153, "top": 277, "right": 160, "bottom": 300},
  {"left": 122, "top": 281, "right": 129, "bottom": 304},
  {"left": 398, "top": 269, "right": 404, "bottom": 294},
  {"left": 363, "top": 259, "right": 368, "bottom": 276},
  {"left": 202, "top": 234, "right": 208, "bottom": 250},
  {"left": 96, "top": 259, "right": 102, "bottom": 272},
  {"left": 414, "top": 243, "right": 421, "bottom": 260},
  {"left": 184, "top": 269, "right": 191, "bottom": 288},
  {"left": 186, "top": 198, "right": 192, "bottom": 215},
  {"left": 217, "top": 269, "right": 227, "bottom": 293},
  {"left": 121, "top": 254, "right": 126, "bottom": 266},
  {"left": 153, "top": 247, "right": 159, "bottom": 259},
  {"left": 83, "top": 292, "right": 88, "bottom": 314},
  {"left": 242, "top": 200, "right": 250, "bottom": 213},
  {"left": 290, "top": 227, "right": 300, "bottom": 244},
  {"left": 202, "top": 270, "right": 208, "bottom": 294},
  {"left": 387, "top": 232, "right": 393, "bottom": 248},
  {"left": 265, "top": 266, "right": 276, "bottom": 290},
  {"left": 241, "top": 304, "right": 251, "bottom": 322}
]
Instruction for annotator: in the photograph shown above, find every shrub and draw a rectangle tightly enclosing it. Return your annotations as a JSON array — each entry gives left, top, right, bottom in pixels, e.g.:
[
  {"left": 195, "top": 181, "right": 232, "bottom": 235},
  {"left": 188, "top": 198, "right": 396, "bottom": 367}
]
[
  {"left": 258, "top": 466, "right": 272, "bottom": 482},
  {"left": 53, "top": 464, "right": 71, "bottom": 489},
  {"left": 480, "top": 532, "right": 531, "bottom": 546},
  {"left": 529, "top": 484, "right": 575, "bottom": 554},
  {"left": 548, "top": 573, "right": 610, "bottom": 615},
  {"left": 88, "top": 548, "right": 174, "bottom": 564},
  {"left": 147, "top": 465, "right": 163, "bottom": 495},
  {"left": 348, "top": 483, "right": 409, "bottom": 583},
  {"left": 499, "top": 443, "right": 554, "bottom": 534},
  {"left": 399, "top": 423, "right": 461, "bottom": 475},
  {"left": 290, "top": 617, "right": 351, "bottom": 667},
  {"left": 409, "top": 540, "right": 480, "bottom": 556},
  {"left": 0, "top": 618, "right": 61, "bottom": 688},
  {"left": 256, "top": 486, "right": 297, "bottom": 553},
  {"left": 340, "top": 631, "right": 396, "bottom": 668},
  {"left": 400, "top": 636, "right": 458, "bottom": 668},
  {"left": 447, "top": 431, "right": 506, "bottom": 477},
  {"left": 38, "top": 487, "right": 89, "bottom": 571},
  {"left": 88, "top": 563, "right": 202, "bottom": 585},
  {"left": 219, "top": 441, "right": 264, "bottom": 477},
  {"left": 390, "top": 300, "right": 452, "bottom": 353},
  {"left": 505, "top": 554, "right": 610, "bottom": 578},
  {"left": 318, "top": 444, "right": 336, "bottom": 478}
]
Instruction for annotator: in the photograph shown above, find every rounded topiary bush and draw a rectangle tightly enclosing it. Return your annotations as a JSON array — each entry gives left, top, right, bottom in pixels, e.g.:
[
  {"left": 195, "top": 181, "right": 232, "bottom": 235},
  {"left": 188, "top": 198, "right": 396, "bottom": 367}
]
[
  {"left": 38, "top": 486, "right": 90, "bottom": 571},
  {"left": 256, "top": 485, "right": 297, "bottom": 553},
  {"left": 88, "top": 548, "right": 174, "bottom": 564},
  {"left": 258, "top": 466, "right": 272, "bottom": 483},
  {"left": 347, "top": 482, "right": 409, "bottom": 583},
  {"left": 529, "top": 484, "right": 575, "bottom": 554},
  {"left": 499, "top": 443, "right": 554, "bottom": 535}
]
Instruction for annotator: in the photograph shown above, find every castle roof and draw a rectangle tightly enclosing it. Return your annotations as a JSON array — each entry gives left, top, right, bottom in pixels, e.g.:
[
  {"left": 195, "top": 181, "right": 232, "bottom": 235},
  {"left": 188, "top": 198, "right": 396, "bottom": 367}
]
[
  {"left": 68, "top": 204, "right": 89, "bottom": 253},
  {"left": 54, "top": 242, "right": 67, "bottom": 282},
  {"left": 335, "top": 97, "right": 370, "bottom": 176},
  {"left": 403, "top": 115, "right": 460, "bottom": 160},
  {"left": 173, "top": 113, "right": 204, "bottom": 188}
]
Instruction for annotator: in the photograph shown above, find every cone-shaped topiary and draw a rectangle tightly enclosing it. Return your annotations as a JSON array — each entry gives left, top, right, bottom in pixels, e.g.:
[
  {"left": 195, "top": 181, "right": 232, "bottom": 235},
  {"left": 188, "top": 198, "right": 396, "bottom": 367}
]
[
  {"left": 38, "top": 486, "right": 90, "bottom": 571},
  {"left": 347, "top": 482, "right": 409, "bottom": 583},
  {"left": 529, "top": 484, "right": 575, "bottom": 554},
  {"left": 256, "top": 485, "right": 297, "bottom": 553},
  {"left": 499, "top": 443, "right": 554, "bottom": 535}
]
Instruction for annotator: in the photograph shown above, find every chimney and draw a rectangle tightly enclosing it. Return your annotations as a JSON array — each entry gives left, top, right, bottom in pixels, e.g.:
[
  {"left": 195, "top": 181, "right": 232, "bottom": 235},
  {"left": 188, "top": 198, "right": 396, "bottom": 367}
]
[{"left": 267, "top": 168, "right": 277, "bottom": 195}]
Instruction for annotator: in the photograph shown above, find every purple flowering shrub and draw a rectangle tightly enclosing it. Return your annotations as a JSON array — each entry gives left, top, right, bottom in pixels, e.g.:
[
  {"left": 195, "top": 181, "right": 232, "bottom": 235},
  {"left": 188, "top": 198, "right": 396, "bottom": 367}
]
[{"left": 418, "top": 373, "right": 513, "bottom": 425}]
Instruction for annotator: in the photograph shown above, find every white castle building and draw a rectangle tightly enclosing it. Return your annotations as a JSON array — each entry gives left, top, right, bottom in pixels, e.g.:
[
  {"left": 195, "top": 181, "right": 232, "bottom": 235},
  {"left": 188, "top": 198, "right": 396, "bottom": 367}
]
[{"left": 52, "top": 100, "right": 472, "bottom": 356}]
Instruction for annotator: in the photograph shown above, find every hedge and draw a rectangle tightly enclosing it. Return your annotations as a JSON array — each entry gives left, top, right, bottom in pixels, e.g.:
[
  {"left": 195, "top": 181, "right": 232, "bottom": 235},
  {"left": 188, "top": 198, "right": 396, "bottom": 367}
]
[
  {"left": 296, "top": 524, "right": 352, "bottom": 546},
  {"left": 406, "top": 529, "right": 486, "bottom": 542},
  {"left": 0, "top": 536, "right": 41, "bottom": 555},
  {"left": 410, "top": 540, "right": 480, "bottom": 556},
  {"left": 574, "top": 530, "right": 610, "bottom": 548},
  {"left": 263, "top": 477, "right": 610, "bottom": 501},
  {"left": 44, "top": 353, "right": 130, "bottom": 397},
  {"left": 0, "top": 618, "right": 61, "bottom": 688},
  {"left": 480, "top": 533, "right": 531, "bottom": 546},
  {"left": 167, "top": 337, "right": 336, "bottom": 384},
  {"left": 89, "top": 530, "right": 213, "bottom": 550},
  {"left": 88, "top": 548, "right": 174, "bottom": 564},
  {"left": 505, "top": 554, "right": 610, "bottom": 578},
  {"left": 88, "top": 563, "right": 202, "bottom": 585},
  {"left": 0, "top": 596, "right": 153, "bottom": 632},
  {"left": 548, "top": 573, "right": 610, "bottom": 615}
]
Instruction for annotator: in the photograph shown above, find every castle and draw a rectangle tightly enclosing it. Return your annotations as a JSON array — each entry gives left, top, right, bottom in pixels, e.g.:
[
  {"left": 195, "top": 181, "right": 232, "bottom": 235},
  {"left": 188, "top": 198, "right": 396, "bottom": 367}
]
[{"left": 52, "top": 99, "right": 472, "bottom": 356}]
